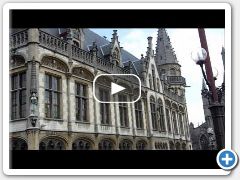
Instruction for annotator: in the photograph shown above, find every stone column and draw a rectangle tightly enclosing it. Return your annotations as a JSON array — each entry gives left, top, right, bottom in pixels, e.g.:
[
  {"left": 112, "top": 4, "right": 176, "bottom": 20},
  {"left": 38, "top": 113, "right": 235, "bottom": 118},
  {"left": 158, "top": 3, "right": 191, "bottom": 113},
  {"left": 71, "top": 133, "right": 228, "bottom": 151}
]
[{"left": 26, "top": 128, "right": 39, "bottom": 150}]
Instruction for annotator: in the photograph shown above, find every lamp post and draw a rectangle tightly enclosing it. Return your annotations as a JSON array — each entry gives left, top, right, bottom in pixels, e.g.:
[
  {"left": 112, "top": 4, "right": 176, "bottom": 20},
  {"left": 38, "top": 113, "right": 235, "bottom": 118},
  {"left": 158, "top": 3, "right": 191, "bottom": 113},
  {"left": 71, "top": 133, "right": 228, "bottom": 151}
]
[{"left": 191, "top": 48, "right": 225, "bottom": 150}]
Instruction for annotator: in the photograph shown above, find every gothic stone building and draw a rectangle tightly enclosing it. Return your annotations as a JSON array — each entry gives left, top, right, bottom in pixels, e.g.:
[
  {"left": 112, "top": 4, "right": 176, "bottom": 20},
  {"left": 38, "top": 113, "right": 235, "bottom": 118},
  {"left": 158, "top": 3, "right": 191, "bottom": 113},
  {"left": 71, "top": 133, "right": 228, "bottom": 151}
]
[{"left": 9, "top": 28, "right": 192, "bottom": 150}]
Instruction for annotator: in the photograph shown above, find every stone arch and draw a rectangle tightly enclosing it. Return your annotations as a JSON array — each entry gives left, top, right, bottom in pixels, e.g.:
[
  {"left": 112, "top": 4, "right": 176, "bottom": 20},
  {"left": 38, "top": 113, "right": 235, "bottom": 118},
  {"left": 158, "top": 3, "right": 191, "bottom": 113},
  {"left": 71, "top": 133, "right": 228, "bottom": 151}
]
[
  {"left": 10, "top": 54, "right": 26, "bottom": 68},
  {"left": 119, "top": 139, "right": 133, "bottom": 150},
  {"left": 169, "top": 141, "right": 175, "bottom": 150},
  {"left": 165, "top": 99, "right": 171, "bottom": 108},
  {"left": 72, "top": 137, "right": 94, "bottom": 150},
  {"left": 175, "top": 142, "right": 181, "bottom": 150},
  {"left": 39, "top": 136, "right": 67, "bottom": 150},
  {"left": 182, "top": 143, "right": 187, "bottom": 150},
  {"left": 136, "top": 140, "right": 148, "bottom": 150},
  {"left": 10, "top": 137, "right": 28, "bottom": 150},
  {"left": 41, "top": 56, "right": 69, "bottom": 73},
  {"left": 96, "top": 75, "right": 113, "bottom": 87},
  {"left": 199, "top": 134, "right": 209, "bottom": 150},
  {"left": 72, "top": 66, "right": 94, "bottom": 81},
  {"left": 179, "top": 105, "right": 184, "bottom": 113},
  {"left": 98, "top": 138, "right": 116, "bottom": 150},
  {"left": 172, "top": 103, "right": 178, "bottom": 111}
]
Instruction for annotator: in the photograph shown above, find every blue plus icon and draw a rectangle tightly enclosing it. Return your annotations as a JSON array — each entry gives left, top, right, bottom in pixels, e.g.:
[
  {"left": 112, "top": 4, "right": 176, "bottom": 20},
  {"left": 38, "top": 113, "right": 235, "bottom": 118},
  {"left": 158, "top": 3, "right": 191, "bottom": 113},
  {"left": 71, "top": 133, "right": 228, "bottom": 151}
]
[{"left": 217, "top": 149, "right": 238, "bottom": 170}]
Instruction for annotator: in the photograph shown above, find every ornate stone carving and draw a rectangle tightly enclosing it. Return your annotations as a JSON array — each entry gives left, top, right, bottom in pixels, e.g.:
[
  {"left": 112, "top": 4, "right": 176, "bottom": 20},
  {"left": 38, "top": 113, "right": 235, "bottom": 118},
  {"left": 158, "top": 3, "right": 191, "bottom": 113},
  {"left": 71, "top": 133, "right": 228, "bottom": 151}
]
[
  {"left": 72, "top": 67, "right": 94, "bottom": 81},
  {"left": 41, "top": 57, "right": 69, "bottom": 72},
  {"left": 10, "top": 55, "right": 25, "bottom": 68}
]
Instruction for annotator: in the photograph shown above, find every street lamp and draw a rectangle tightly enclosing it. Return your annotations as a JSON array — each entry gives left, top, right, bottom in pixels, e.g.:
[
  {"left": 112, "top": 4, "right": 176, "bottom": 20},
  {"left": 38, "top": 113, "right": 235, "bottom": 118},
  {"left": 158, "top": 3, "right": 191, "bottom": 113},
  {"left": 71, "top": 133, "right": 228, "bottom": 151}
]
[{"left": 191, "top": 48, "right": 225, "bottom": 150}]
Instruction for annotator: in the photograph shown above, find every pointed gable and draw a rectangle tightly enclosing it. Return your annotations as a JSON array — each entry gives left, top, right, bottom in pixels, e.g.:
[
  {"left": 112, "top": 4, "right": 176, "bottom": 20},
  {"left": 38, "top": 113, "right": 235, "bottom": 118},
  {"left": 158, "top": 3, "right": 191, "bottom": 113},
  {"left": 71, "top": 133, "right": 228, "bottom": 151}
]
[{"left": 155, "top": 28, "right": 178, "bottom": 65}]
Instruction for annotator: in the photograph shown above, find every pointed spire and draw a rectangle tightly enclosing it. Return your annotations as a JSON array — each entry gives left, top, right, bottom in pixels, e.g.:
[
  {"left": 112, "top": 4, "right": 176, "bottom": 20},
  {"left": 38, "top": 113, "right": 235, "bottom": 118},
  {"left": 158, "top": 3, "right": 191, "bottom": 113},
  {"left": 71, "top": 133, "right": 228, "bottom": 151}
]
[
  {"left": 111, "top": 30, "right": 118, "bottom": 43},
  {"left": 147, "top": 36, "right": 153, "bottom": 56},
  {"left": 155, "top": 28, "right": 178, "bottom": 65}
]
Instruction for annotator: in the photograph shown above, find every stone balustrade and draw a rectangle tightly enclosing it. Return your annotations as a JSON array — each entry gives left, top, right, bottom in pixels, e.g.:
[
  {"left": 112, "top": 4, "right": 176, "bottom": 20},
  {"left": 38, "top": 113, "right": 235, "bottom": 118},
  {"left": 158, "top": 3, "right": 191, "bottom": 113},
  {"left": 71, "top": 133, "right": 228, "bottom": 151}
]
[{"left": 10, "top": 29, "right": 28, "bottom": 49}]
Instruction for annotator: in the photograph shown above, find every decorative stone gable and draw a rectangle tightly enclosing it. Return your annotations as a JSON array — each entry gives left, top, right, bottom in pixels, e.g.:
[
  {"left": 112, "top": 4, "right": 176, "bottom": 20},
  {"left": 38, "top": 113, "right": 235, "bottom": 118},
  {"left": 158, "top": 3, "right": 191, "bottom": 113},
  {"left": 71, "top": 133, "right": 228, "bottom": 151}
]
[{"left": 41, "top": 56, "right": 69, "bottom": 72}]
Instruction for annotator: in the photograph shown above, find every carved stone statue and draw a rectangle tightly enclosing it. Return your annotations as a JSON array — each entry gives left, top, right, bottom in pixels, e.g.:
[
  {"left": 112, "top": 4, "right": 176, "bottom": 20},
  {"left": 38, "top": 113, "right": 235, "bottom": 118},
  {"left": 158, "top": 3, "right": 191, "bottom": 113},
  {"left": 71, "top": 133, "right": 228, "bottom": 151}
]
[{"left": 30, "top": 92, "right": 38, "bottom": 116}]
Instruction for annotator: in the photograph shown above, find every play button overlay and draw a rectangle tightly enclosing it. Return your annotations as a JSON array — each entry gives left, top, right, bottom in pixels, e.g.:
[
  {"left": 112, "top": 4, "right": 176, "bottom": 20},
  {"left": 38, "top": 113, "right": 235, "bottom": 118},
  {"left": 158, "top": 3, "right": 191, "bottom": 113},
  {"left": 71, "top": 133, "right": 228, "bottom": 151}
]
[
  {"left": 93, "top": 74, "right": 141, "bottom": 103},
  {"left": 111, "top": 82, "right": 126, "bottom": 95}
]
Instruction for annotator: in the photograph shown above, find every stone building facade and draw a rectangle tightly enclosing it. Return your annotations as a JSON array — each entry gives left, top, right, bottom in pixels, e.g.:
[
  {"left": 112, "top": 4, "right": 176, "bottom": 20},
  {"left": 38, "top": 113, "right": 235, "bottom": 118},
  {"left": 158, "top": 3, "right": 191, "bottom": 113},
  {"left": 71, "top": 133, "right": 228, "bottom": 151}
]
[{"left": 9, "top": 28, "right": 192, "bottom": 150}]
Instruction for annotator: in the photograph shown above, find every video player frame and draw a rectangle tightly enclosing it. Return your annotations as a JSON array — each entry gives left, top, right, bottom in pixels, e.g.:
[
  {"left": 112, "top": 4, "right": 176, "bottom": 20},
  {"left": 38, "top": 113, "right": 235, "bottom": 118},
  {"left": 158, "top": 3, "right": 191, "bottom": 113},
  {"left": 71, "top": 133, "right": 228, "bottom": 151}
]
[{"left": 3, "top": 2, "right": 231, "bottom": 175}]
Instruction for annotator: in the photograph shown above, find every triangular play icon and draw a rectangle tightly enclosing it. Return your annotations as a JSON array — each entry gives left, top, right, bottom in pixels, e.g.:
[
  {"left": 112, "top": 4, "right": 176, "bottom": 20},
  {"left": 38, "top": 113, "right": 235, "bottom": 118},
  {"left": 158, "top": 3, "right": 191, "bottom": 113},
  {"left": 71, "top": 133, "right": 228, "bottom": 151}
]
[{"left": 111, "top": 82, "right": 126, "bottom": 95}]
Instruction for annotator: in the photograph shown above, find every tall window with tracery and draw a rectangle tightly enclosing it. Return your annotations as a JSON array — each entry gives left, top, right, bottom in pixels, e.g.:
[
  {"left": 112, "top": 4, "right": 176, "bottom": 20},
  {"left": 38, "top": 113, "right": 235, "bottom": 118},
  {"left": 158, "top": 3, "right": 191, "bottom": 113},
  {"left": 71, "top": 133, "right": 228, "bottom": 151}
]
[
  {"left": 99, "top": 140, "right": 114, "bottom": 150},
  {"left": 11, "top": 72, "right": 26, "bottom": 119},
  {"left": 119, "top": 94, "right": 129, "bottom": 127},
  {"left": 172, "top": 111, "right": 178, "bottom": 134},
  {"left": 150, "top": 97, "right": 157, "bottom": 130},
  {"left": 75, "top": 83, "right": 88, "bottom": 122},
  {"left": 45, "top": 74, "right": 61, "bottom": 119},
  {"left": 165, "top": 108, "right": 172, "bottom": 133},
  {"left": 99, "top": 88, "right": 110, "bottom": 125},
  {"left": 135, "top": 100, "right": 143, "bottom": 129},
  {"left": 158, "top": 99, "right": 166, "bottom": 132}
]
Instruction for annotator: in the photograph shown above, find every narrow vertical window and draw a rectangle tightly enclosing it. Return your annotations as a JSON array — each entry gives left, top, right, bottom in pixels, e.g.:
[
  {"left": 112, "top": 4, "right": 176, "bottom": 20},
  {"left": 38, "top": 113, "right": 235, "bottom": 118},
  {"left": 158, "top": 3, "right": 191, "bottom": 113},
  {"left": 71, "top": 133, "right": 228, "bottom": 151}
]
[
  {"left": 75, "top": 83, "right": 88, "bottom": 122},
  {"left": 119, "top": 94, "right": 128, "bottom": 127},
  {"left": 99, "top": 88, "right": 110, "bottom": 125},
  {"left": 165, "top": 108, "right": 172, "bottom": 133},
  {"left": 45, "top": 74, "right": 61, "bottom": 119},
  {"left": 158, "top": 99, "right": 166, "bottom": 132},
  {"left": 11, "top": 72, "right": 26, "bottom": 120},
  {"left": 150, "top": 97, "right": 157, "bottom": 130},
  {"left": 135, "top": 100, "right": 143, "bottom": 129},
  {"left": 172, "top": 111, "right": 178, "bottom": 134}
]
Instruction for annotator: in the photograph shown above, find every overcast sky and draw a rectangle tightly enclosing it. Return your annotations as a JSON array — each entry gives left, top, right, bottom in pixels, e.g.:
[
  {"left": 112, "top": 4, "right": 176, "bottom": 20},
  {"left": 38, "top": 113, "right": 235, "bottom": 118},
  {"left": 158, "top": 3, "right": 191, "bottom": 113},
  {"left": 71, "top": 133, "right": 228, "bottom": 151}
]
[{"left": 91, "top": 28, "right": 224, "bottom": 127}]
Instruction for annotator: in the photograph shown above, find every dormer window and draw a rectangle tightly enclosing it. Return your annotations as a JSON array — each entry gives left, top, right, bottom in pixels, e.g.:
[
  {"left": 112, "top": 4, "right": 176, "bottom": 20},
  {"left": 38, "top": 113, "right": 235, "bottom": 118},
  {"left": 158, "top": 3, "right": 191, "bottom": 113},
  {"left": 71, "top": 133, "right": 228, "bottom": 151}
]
[{"left": 73, "top": 40, "right": 79, "bottom": 47}]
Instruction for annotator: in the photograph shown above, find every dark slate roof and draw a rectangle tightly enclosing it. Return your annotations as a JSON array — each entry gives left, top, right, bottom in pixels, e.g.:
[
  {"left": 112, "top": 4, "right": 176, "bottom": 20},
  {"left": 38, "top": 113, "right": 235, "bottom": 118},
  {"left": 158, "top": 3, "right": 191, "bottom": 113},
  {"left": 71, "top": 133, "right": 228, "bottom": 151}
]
[
  {"left": 132, "top": 60, "right": 143, "bottom": 76},
  {"left": 39, "top": 28, "right": 140, "bottom": 64}
]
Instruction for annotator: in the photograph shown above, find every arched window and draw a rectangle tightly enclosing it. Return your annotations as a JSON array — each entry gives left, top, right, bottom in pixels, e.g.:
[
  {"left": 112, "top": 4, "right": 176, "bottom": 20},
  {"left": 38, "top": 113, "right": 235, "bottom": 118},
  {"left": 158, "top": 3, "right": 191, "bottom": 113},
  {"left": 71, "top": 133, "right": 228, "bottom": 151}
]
[
  {"left": 179, "top": 114, "right": 184, "bottom": 135},
  {"left": 72, "top": 139, "right": 92, "bottom": 150},
  {"left": 157, "top": 78, "right": 160, "bottom": 92},
  {"left": 150, "top": 97, "right": 157, "bottom": 130},
  {"left": 152, "top": 66, "right": 156, "bottom": 91},
  {"left": 149, "top": 74, "right": 153, "bottom": 89},
  {"left": 135, "top": 99, "right": 143, "bottom": 129},
  {"left": 200, "top": 135, "right": 209, "bottom": 150},
  {"left": 136, "top": 140, "right": 147, "bottom": 150},
  {"left": 172, "top": 111, "right": 178, "bottom": 134},
  {"left": 39, "top": 138, "right": 65, "bottom": 150},
  {"left": 165, "top": 108, "right": 172, "bottom": 133},
  {"left": 119, "top": 140, "right": 132, "bottom": 150},
  {"left": 182, "top": 143, "right": 187, "bottom": 150},
  {"left": 99, "top": 139, "right": 114, "bottom": 150},
  {"left": 169, "top": 141, "right": 175, "bottom": 150},
  {"left": 157, "top": 99, "right": 166, "bottom": 132},
  {"left": 175, "top": 142, "right": 181, "bottom": 150},
  {"left": 10, "top": 138, "right": 28, "bottom": 150}
]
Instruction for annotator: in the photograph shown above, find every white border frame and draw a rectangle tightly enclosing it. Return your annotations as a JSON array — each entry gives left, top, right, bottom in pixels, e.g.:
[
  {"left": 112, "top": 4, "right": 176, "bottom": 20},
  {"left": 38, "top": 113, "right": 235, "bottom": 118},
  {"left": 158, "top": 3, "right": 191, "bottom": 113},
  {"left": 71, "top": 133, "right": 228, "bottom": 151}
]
[
  {"left": 93, "top": 74, "right": 141, "bottom": 103},
  {"left": 2, "top": 2, "right": 231, "bottom": 176}
]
